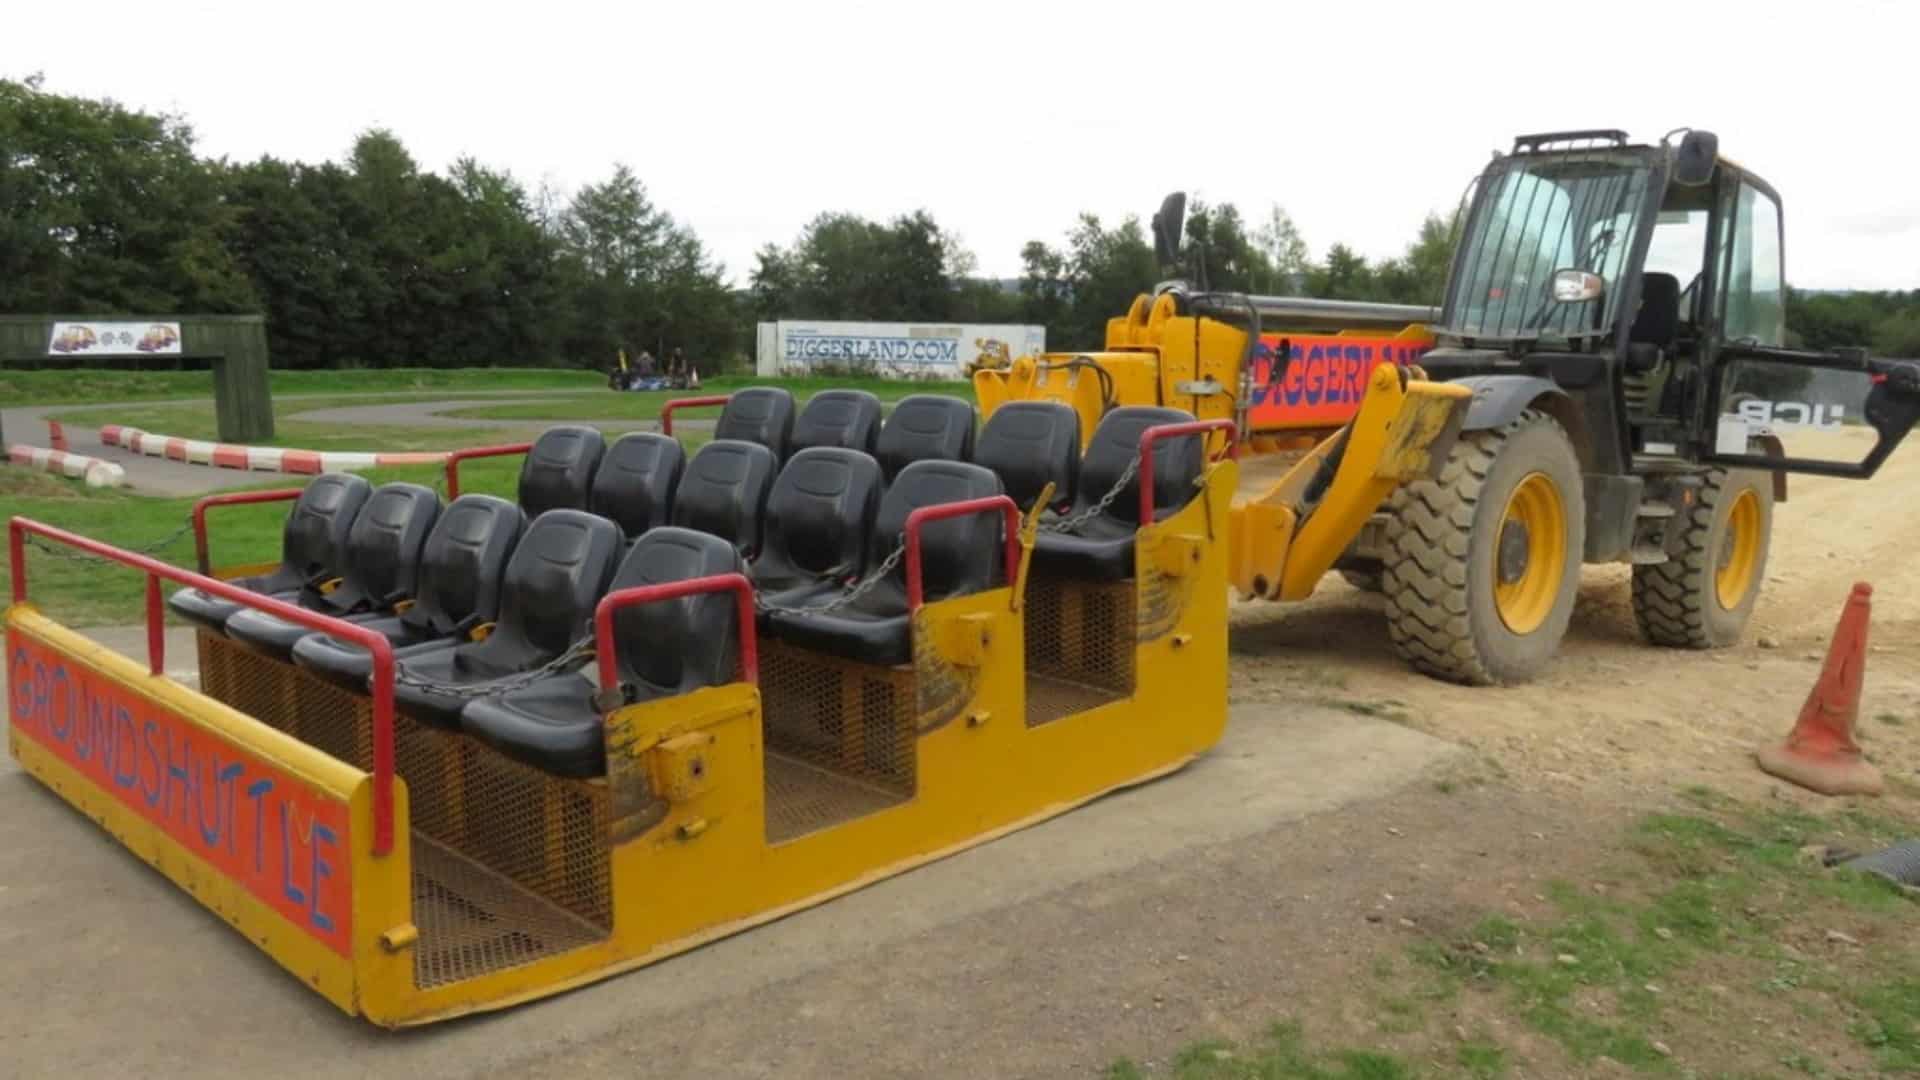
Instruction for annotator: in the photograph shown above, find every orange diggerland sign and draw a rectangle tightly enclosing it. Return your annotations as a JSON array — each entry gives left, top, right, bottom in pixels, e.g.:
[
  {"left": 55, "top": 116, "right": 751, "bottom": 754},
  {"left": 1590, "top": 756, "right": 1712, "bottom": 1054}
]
[{"left": 7, "top": 629, "right": 353, "bottom": 955}]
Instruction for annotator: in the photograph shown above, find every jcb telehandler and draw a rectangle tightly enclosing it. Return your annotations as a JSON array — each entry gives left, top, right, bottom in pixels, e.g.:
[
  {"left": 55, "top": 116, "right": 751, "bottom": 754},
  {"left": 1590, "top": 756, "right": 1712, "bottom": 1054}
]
[{"left": 978, "top": 127, "right": 1920, "bottom": 684}]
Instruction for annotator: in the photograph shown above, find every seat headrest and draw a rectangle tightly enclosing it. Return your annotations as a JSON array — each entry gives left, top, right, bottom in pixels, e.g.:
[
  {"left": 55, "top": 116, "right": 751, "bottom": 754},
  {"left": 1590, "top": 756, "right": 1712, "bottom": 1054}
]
[
  {"left": 976, "top": 401, "right": 1079, "bottom": 511},
  {"left": 519, "top": 426, "right": 606, "bottom": 518},
  {"left": 607, "top": 526, "right": 745, "bottom": 693},
  {"left": 792, "top": 389, "right": 883, "bottom": 454},
  {"left": 669, "top": 439, "right": 778, "bottom": 556},
  {"left": 876, "top": 395, "right": 977, "bottom": 479},
  {"left": 1079, "top": 406, "right": 1204, "bottom": 525},
  {"left": 875, "top": 460, "right": 1005, "bottom": 601},
  {"left": 591, "top": 432, "right": 684, "bottom": 538},
  {"left": 1631, "top": 272, "right": 1681, "bottom": 347},
  {"left": 714, "top": 387, "right": 796, "bottom": 462}
]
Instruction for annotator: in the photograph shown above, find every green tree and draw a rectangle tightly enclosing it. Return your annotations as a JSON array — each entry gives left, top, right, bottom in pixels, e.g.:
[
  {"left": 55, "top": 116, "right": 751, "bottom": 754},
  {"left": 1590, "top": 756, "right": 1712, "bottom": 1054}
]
[{"left": 0, "top": 74, "right": 253, "bottom": 315}]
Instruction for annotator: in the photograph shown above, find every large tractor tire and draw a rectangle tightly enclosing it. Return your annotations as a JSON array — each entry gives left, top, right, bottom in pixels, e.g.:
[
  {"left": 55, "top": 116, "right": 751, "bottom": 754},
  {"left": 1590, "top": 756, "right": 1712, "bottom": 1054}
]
[
  {"left": 1632, "top": 468, "right": 1772, "bottom": 648},
  {"left": 1380, "top": 409, "right": 1586, "bottom": 686}
]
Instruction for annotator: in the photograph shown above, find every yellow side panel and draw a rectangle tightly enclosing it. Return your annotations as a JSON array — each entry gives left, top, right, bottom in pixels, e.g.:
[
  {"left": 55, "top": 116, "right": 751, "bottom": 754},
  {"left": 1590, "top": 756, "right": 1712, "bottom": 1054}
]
[{"left": 4, "top": 606, "right": 413, "bottom": 1019}]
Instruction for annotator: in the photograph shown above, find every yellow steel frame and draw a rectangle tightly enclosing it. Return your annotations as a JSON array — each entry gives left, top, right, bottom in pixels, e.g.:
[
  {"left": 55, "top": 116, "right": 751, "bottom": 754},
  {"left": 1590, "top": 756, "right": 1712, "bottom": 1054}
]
[
  {"left": 1230, "top": 367, "right": 1471, "bottom": 601},
  {"left": 5, "top": 460, "right": 1233, "bottom": 1026}
]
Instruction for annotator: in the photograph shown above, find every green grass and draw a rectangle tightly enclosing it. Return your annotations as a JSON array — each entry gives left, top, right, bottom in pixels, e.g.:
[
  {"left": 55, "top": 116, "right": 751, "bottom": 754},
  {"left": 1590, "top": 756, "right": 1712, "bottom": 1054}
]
[
  {"left": 0, "top": 457, "right": 530, "bottom": 625},
  {"left": 2, "top": 366, "right": 604, "bottom": 406},
  {"left": 1128, "top": 800, "right": 1920, "bottom": 1078},
  {"left": 1108, "top": 1023, "right": 1417, "bottom": 1080},
  {"left": 46, "top": 394, "right": 530, "bottom": 450}
]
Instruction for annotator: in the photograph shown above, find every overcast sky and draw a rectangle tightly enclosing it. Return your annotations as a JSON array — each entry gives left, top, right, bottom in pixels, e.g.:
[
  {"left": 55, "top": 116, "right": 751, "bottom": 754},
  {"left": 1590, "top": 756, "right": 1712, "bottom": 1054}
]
[{"left": 7, "top": 1, "right": 1914, "bottom": 291}]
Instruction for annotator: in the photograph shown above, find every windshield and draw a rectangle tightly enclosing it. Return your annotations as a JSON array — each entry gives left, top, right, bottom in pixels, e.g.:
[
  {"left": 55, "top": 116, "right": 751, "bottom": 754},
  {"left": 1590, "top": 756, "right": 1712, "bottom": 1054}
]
[{"left": 1441, "top": 154, "right": 1652, "bottom": 341}]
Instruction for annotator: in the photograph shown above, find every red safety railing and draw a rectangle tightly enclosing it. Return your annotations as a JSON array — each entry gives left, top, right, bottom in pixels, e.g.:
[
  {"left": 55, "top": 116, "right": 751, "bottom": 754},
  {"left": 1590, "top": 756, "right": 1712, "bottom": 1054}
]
[
  {"left": 1138, "top": 420, "right": 1238, "bottom": 525},
  {"left": 442, "top": 442, "right": 534, "bottom": 500},
  {"left": 192, "top": 488, "right": 305, "bottom": 574},
  {"left": 8, "top": 516, "right": 403, "bottom": 856},
  {"left": 658, "top": 395, "right": 731, "bottom": 437},
  {"left": 593, "top": 573, "right": 759, "bottom": 693},
  {"left": 903, "top": 496, "right": 1022, "bottom": 613}
]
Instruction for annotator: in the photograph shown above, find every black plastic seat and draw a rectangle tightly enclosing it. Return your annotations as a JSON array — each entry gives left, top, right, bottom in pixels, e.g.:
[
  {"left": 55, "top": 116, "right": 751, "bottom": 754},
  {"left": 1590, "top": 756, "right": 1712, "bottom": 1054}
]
[
  {"left": 749, "top": 448, "right": 884, "bottom": 611},
  {"left": 166, "top": 473, "right": 372, "bottom": 634},
  {"left": 875, "top": 395, "right": 977, "bottom": 480},
  {"left": 391, "top": 509, "right": 622, "bottom": 729},
  {"left": 974, "top": 401, "right": 1079, "bottom": 514},
  {"left": 713, "top": 387, "right": 796, "bottom": 462},
  {"left": 291, "top": 495, "right": 525, "bottom": 688},
  {"left": 462, "top": 527, "right": 743, "bottom": 778},
  {"left": 1626, "top": 271, "right": 1682, "bottom": 375},
  {"left": 591, "top": 432, "right": 683, "bottom": 538},
  {"left": 767, "top": 460, "right": 1004, "bottom": 666},
  {"left": 1030, "top": 407, "right": 1204, "bottom": 582},
  {"left": 225, "top": 483, "right": 441, "bottom": 659},
  {"left": 520, "top": 425, "right": 605, "bottom": 518},
  {"left": 670, "top": 439, "right": 777, "bottom": 557},
  {"left": 791, "top": 390, "right": 882, "bottom": 455}
]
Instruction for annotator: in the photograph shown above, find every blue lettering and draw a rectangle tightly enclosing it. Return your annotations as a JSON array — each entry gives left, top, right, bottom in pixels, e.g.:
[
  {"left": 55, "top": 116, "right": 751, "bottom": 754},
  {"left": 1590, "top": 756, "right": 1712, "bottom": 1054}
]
[
  {"left": 164, "top": 729, "right": 192, "bottom": 823},
  {"left": 280, "top": 801, "right": 306, "bottom": 907},
  {"left": 246, "top": 779, "right": 275, "bottom": 874},
  {"left": 8, "top": 648, "right": 30, "bottom": 722},
  {"left": 217, "top": 762, "right": 242, "bottom": 855},
  {"left": 111, "top": 706, "right": 138, "bottom": 789},
  {"left": 140, "top": 721, "right": 164, "bottom": 807},
  {"left": 309, "top": 824, "right": 338, "bottom": 932}
]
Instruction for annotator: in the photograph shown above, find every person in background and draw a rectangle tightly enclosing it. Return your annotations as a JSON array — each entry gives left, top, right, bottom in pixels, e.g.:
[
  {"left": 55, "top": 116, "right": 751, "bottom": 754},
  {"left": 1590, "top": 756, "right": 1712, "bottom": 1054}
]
[{"left": 637, "top": 349, "right": 657, "bottom": 377}]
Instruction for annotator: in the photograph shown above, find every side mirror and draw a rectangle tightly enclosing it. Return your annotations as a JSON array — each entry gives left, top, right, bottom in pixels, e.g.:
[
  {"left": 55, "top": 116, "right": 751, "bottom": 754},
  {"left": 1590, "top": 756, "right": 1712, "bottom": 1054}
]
[
  {"left": 1672, "top": 129, "right": 1719, "bottom": 187},
  {"left": 1151, "top": 191, "right": 1187, "bottom": 268},
  {"left": 1550, "top": 269, "right": 1604, "bottom": 303}
]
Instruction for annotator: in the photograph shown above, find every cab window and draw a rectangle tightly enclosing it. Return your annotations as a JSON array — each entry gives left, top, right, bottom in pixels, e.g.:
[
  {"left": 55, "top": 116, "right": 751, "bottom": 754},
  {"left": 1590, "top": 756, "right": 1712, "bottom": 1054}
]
[{"left": 1719, "top": 183, "right": 1786, "bottom": 346}]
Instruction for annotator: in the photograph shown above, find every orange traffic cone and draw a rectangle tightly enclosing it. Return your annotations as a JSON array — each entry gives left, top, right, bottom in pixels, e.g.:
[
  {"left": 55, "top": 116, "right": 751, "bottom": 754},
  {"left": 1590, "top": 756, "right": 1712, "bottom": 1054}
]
[{"left": 1756, "top": 582, "right": 1884, "bottom": 796}]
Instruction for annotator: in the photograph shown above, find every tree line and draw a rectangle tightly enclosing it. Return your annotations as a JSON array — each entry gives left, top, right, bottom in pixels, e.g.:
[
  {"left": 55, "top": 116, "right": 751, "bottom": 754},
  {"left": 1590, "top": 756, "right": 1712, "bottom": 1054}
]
[{"left": 5, "top": 75, "right": 1914, "bottom": 370}]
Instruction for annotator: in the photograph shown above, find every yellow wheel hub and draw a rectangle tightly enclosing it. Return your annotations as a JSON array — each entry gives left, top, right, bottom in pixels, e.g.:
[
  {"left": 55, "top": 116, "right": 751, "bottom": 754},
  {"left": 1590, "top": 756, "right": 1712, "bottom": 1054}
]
[
  {"left": 1492, "top": 472, "right": 1567, "bottom": 635},
  {"left": 1716, "top": 488, "right": 1762, "bottom": 610}
]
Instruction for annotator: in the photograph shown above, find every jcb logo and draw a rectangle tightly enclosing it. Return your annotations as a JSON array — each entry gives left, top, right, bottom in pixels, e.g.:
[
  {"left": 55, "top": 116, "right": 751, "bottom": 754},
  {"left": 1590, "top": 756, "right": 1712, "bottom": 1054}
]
[{"left": 1736, "top": 399, "right": 1845, "bottom": 430}]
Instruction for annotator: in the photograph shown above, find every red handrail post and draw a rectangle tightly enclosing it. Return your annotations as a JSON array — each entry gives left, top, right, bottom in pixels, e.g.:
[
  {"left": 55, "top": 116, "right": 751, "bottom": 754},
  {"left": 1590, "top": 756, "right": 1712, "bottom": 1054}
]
[
  {"left": 10, "top": 515, "right": 402, "bottom": 856},
  {"left": 146, "top": 574, "right": 164, "bottom": 676},
  {"left": 593, "top": 573, "right": 759, "bottom": 694},
  {"left": 658, "top": 394, "right": 731, "bottom": 437},
  {"left": 903, "top": 496, "right": 1022, "bottom": 613},
  {"left": 8, "top": 518, "right": 24, "bottom": 604},
  {"left": 190, "top": 488, "right": 305, "bottom": 575},
  {"left": 1137, "top": 420, "right": 1238, "bottom": 525},
  {"left": 442, "top": 441, "right": 534, "bottom": 501}
]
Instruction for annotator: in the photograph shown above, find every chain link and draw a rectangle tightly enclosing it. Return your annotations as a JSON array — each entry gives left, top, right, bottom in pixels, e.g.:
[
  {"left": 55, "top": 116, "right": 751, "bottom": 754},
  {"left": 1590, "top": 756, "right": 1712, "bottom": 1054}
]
[
  {"left": 1039, "top": 454, "right": 1140, "bottom": 534},
  {"left": 23, "top": 517, "right": 195, "bottom": 563},
  {"left": 389, "top": 633, "right": 597, "bottom": 699},
  {"left": 754, "top": 533, "right": 909, "bottom": 617}
]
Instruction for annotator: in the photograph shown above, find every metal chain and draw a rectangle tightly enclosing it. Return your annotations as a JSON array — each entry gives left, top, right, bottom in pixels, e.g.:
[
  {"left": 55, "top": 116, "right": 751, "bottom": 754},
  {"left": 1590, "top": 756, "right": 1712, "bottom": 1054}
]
[
  {"left": 1039, "top": 454, "right": 1141, "bottom": 534},
  {"left": 754, "top": 534, "right": 909, "bottom": 617},
  {"left": 23, "top": 517, "right": 195, "bottom": 563},
  {"left": 390, "top": 632, "right": 597, "bottom": 699}
]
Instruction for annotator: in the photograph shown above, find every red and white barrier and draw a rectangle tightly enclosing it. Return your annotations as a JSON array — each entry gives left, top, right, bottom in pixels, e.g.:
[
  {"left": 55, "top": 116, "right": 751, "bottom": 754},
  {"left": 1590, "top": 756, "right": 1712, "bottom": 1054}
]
[
  {"left": 7, "top": 444, "right": 127, "bottom": 488},
  {"left": 95, "top": 425, "right": 446, "bottom": 475}
]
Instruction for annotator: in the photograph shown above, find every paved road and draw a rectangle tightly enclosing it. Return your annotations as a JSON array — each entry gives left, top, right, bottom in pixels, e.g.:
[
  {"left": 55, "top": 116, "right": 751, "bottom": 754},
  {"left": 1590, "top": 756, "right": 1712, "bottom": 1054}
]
[
  {"left": 3, "top": 392, "right": 703, "bottom": 496},
  {"left": 3, "top": 401, "right": 267, "bottom": 497},
  {"left": 0, "top": 635, "right": 1461, "bottom": 1077}
]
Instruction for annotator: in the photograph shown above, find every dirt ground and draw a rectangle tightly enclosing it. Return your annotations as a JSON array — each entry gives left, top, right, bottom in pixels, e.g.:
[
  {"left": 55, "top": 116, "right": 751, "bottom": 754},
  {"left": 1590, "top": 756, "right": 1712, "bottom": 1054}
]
[{"left": 1229, "top": 434, "right": 1920, "bottom": 807}]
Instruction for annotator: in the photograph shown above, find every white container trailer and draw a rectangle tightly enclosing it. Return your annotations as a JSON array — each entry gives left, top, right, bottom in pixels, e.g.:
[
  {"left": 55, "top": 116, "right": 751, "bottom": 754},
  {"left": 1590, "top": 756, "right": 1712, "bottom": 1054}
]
[{"left": 756, "top": 320, "right": 1045, "bottom": 380}]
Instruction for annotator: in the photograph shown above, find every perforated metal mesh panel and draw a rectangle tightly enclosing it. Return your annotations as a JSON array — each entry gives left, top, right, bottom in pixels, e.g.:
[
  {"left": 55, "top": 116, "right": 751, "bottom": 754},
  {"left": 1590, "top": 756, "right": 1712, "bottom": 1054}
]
[
  {"left": 1022, "top": 573, "right": 1136, "bottom": 726},
  {"left": 193, "top": 634, "right": 614, "bottom": 987},
  {"left": 410, "top": 834, "right": 606, "bottom": 990},
  {"left": 760, "top": 640, "right": 914, "bottom": 841}
]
